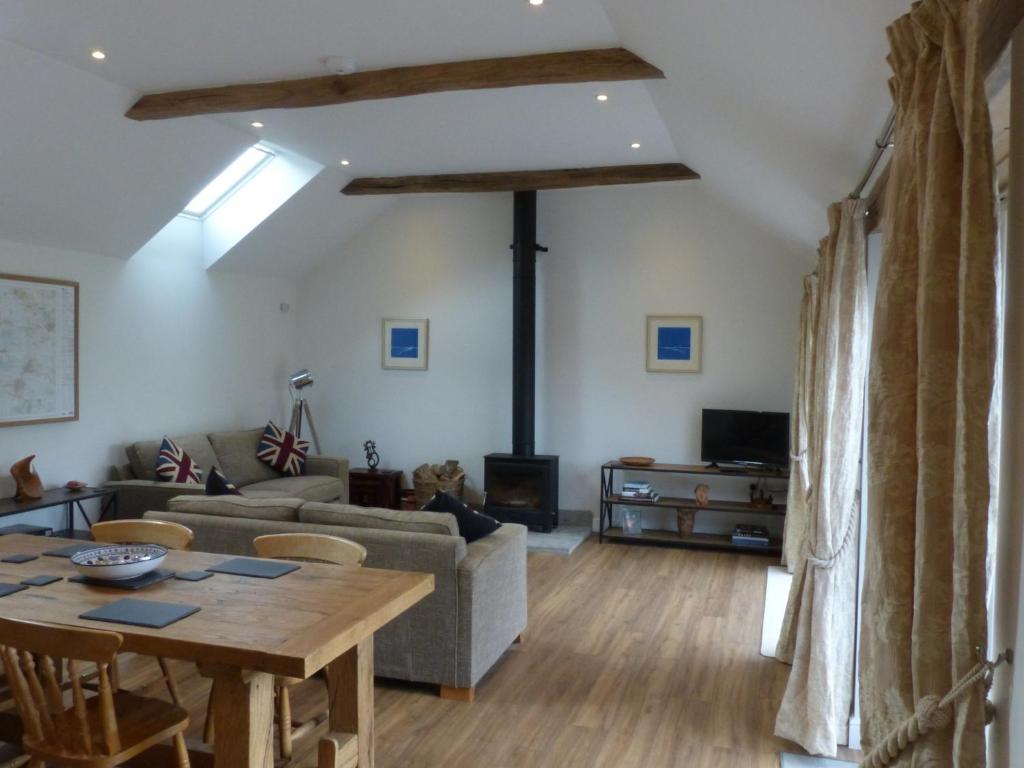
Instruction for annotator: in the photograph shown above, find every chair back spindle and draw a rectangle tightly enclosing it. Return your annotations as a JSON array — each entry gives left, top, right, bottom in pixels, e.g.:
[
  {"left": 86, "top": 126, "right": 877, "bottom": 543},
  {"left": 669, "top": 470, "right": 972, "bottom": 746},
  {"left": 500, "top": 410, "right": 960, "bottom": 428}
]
[{"left": 0, "top": 617, "right": 122, "bottom": 758}]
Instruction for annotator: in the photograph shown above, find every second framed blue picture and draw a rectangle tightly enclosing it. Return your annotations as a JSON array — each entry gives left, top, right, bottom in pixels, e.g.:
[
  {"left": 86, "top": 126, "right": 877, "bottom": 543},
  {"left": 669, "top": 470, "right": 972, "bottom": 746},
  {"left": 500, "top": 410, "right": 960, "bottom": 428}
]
[
  {"left": 646, "top": 315, "right": 702, "bottom": 373},
  {"left": 382, "top": 319, "right": 429, "bottom": 370}
]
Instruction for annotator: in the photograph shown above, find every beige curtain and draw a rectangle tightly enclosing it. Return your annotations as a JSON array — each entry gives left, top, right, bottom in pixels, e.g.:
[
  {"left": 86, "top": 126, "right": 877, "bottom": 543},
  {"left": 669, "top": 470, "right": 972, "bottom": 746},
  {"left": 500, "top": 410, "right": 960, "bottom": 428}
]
[
  {"left": 782, "top": 274, "right": 818, "bottom": 572},
  {"left": 775, "top": 198, "right": 868, "bottom": 756},
  {"left": 859, "top": 1, "right": 998, "bottom": 766}
]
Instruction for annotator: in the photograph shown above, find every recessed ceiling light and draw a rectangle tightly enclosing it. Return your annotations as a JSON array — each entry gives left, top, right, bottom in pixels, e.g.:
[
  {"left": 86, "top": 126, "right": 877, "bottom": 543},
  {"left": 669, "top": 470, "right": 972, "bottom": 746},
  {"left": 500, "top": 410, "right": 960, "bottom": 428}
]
[
  {"left": 250, "top": 121, "right": 264, "bottom": 128},
  {"left": 90, "top": 50, "right": 106, "bottom": 60},
  {"left": 630, "top": 141, "right": 641, "bottom": 149},
  {"left": 339, "top": 159, "right": 351, "bottom": 166},
  {"left": 529, "top": 0, "right": 544, "bottom": 6},
  {"left": 596, "top": 93, "right": 609, "bottom": 102}
]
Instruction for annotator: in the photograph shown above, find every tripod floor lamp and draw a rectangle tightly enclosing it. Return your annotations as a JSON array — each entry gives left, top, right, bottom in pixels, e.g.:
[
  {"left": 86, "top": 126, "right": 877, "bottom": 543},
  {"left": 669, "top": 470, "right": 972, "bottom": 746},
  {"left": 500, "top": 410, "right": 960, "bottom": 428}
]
[{"left": 288, "top": 368, "right": 322, "bottom": 454}]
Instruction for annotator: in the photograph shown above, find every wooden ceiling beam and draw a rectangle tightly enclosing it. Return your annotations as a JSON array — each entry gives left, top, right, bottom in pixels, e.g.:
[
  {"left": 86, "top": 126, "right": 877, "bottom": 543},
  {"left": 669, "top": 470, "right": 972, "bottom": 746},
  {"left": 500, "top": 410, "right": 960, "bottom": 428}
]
[
  {"left": 126, "top": 48, "right": 664, "bottom": 121},
  {"left": 341, "top": 163, "right": 700, "bottom": 195}
]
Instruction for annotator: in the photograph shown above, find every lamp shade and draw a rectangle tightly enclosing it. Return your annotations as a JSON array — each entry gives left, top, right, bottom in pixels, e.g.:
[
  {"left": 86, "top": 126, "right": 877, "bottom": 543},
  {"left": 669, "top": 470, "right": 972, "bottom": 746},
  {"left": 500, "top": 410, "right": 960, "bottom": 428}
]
[{"left": 289, "top": 369, "right": 314, "bottom": 390}]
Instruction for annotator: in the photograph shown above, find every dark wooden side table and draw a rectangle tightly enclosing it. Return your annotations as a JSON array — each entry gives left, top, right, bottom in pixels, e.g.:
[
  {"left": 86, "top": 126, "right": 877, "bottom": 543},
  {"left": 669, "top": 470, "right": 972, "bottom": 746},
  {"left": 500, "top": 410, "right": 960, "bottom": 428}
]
[
  {"left": 349, "top": 469, "right": 403, "bottom": 510},
  {"left": 0, "top": 487, "right": 118, "bottom": 539}
]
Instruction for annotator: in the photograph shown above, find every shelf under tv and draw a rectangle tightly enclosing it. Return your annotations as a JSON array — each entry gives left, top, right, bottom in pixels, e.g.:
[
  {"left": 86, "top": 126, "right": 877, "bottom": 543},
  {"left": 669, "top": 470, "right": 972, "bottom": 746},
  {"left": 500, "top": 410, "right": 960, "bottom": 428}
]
[
  {"left": 603, "top": 527, "right": 782, "bottom": 556},
  {"left": 602, "top": 461, "right": 789, "bottom": 479},
  {"left": 603, "top": 495, "right": 786, "bottom": 516},
  {"left": 599, "top": 460, "right": 788, "bottom": 557}
]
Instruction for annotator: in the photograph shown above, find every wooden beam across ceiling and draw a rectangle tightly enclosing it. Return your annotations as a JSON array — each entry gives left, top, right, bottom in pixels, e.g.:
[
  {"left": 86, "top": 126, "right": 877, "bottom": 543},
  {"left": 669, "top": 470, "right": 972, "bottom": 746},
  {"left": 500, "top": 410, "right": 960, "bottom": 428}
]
[
  {"left": 125, "top": 48, "right": 664, "bottom": 121},
  {"left": 341, "top": 163, "right": 700, "bottom": 195}
]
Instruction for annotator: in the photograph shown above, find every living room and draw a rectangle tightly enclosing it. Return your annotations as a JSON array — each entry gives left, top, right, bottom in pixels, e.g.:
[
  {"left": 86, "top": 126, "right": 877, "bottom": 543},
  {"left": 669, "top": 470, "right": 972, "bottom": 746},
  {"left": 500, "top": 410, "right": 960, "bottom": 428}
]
[{"left": 0, "top": 2, "right": 1022, "bottom": 767}]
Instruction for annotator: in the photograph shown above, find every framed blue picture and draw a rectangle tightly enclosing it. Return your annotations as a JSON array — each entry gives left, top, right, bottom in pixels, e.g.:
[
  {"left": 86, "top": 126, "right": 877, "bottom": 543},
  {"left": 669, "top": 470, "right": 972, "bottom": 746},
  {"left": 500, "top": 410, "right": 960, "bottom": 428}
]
[
  {"left": 382, "top": 319, "right": 429, "bottom": 370},
  {"left": 646, "top": 315, "right": 702, "bottom": 372}
]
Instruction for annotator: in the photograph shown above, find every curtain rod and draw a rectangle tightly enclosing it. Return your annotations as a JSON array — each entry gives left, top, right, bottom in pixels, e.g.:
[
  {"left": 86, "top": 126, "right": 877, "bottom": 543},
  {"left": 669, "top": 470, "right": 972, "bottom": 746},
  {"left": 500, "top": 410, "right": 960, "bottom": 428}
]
[{"left": 849, "top": 107, "right": 896, "bottom": 200}]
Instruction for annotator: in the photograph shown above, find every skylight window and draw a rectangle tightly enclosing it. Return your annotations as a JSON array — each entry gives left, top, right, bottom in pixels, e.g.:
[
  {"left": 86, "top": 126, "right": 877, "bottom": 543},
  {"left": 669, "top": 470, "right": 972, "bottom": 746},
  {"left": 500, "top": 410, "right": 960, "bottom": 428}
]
[{"left": 181, "top": 145, "right": 274, "bottom": 218}]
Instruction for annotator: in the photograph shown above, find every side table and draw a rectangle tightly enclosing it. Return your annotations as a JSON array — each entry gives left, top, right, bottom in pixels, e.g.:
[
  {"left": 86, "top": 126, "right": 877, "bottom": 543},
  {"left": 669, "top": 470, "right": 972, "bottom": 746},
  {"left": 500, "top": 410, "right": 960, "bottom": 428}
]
[
  {"left": 0, "top": 487, "right": 118, "bottom": 539},
  {"left": 349, "top": 469, "right": 403, "bottom": 510}
]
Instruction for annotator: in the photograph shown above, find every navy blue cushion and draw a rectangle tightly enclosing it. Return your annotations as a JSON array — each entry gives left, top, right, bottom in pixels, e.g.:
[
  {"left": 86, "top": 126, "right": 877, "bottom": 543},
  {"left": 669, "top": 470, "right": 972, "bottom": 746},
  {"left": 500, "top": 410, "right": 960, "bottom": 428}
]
[
  {"left": 206, "top": 466, "right": 241, "bottom": 496},
  {"left": 422, "top": 491, "right": 501, "bottom": 543}
]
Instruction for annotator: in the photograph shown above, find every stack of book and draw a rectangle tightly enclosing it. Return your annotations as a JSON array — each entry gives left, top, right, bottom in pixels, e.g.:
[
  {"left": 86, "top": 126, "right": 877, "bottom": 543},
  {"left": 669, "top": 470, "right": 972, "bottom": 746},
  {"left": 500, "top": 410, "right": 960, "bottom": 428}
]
[
  {"left": 620, "top": 481, "right": 659, "bottom": 502},
  {"left": 732, "top": 524, "right": 770, "bottom": 547}
]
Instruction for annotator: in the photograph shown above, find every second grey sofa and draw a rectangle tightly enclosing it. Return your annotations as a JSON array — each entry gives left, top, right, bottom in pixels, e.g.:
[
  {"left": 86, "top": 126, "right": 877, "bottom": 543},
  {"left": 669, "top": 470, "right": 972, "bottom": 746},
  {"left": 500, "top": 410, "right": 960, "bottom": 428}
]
[
  {"left": 107, "top": 428, "right": 349, "bottom": 520},
  {"left": 146, "top": 494, "right": 527, "bottom": 699}
]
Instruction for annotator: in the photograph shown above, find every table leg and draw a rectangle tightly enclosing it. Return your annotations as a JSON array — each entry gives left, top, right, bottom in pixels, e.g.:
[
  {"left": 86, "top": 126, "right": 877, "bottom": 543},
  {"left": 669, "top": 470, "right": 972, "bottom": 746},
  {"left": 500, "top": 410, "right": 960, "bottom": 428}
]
[
  {"left": 199, "top": 664, "right": 274, "bottom": 768},
  {"left": 321, "top": 638, "right": 374, "bottom": 768}
]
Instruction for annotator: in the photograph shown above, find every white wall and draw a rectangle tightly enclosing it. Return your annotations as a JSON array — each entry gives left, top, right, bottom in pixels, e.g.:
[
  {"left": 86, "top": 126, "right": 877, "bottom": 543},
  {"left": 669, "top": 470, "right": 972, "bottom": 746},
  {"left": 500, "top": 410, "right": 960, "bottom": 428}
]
[
  {"left": 297, "top": 185, "right": 806, "bottom": 527},
  {"left": 0, "top": 220, "right": 298, "bottom": 531},
  {"left": 992, "top": 26, "right": 1024, "bottom": 768}
]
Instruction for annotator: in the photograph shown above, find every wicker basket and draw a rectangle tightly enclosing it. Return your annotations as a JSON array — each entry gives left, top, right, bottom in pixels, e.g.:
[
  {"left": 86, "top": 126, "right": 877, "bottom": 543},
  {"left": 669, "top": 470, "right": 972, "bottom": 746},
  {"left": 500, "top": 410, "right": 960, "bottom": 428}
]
[
  {"left": 676, "top": 509, "right": 695, "bottom": 537},
  {"left": 412, "top": 461, "right": 466, "bottom": 507}
]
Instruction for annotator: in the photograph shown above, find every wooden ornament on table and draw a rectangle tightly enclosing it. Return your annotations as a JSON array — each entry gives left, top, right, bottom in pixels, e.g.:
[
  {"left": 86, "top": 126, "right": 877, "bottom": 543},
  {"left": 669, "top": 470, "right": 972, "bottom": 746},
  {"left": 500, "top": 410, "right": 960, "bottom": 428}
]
[
  {"left": 677, "top": 509, "right": 695, "bottom": 537},
  {"left": 694, "top": 483, "right": 711, "bottom": 507},
  {"left": 10, "top": 455, "right": 43, "bottom": 501}
]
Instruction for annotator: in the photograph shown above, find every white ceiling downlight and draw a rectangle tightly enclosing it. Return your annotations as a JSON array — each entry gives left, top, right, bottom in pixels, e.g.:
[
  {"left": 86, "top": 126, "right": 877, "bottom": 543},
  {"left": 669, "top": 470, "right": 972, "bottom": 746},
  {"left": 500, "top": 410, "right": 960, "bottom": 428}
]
[{"left": 181, "top": 145, "right": 273, "bottom": 218}]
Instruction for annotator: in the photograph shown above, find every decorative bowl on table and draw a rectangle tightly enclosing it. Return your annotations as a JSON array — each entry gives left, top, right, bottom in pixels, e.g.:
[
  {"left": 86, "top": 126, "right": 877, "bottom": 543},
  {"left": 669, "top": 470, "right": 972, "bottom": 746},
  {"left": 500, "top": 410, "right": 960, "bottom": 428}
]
[
  {"left": 65, "top": 480, "right": 88, "bottom": 492},
  {"left": 71, "top": 545, "right": 167, "bottom": 581},
  {"left": 619, "top": 456, "right": 656, "bottom": 467}
]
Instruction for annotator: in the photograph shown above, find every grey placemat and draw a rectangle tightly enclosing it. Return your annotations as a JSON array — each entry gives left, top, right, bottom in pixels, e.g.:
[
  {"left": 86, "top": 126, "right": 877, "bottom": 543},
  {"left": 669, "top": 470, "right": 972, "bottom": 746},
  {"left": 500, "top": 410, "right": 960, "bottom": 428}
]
[
  {"left": 21, "top": 574, "right": 61, "bottom": 587},
  {"left": 80, "top": 598, "right": 200, "bottom": 629},
  {"left": 44, "top": 542, "right": 97, "bottom": 558},
  {"left": 70, "top": 569, "right": 175, "bottom": 590},
  {"left": 206, "top": 558, "right": 299, "bottom": 579},
  {"left": 0, "top": 583, "right": 28, "bottom": 597},
  {"left": 175, "top": 570, "right": 213, "bottom": 582},
  {"left": 2, "top": 554, "right": 38, "bottom": 564}
]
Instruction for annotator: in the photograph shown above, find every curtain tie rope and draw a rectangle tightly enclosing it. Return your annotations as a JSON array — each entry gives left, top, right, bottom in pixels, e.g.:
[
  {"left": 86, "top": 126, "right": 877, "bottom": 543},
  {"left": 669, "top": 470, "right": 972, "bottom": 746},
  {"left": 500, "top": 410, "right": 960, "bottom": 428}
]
[
  {"left": 790, "top": 450, "right": 806, "bottom": 462},
  {"left": 859, "top": 650, "right": 1012, "bottom": 768},
  {"left": 801, "top": 495, "right": 859, "bottom": 571}
]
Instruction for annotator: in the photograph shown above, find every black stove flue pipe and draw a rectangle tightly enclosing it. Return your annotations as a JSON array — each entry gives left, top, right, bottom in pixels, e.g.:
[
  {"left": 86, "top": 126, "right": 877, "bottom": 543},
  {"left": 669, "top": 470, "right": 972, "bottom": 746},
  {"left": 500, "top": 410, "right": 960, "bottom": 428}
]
[{"left": 511, "top": 190, "right": 546, "bottom": 457}]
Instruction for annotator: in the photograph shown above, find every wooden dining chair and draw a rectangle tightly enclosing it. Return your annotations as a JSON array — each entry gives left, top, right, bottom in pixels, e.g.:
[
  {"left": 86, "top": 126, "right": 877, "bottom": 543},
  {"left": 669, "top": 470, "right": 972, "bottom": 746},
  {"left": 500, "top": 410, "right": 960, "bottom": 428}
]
[
  {"left": 90, "top": 520, "right": 194, "bottom": 552},
  {"left": 203, "top": 533, "right": 367, "bottom": 760},
  {"left": 90, "top": 519, "right": 194, "bottom": 707},
  {"left": 0, "top": 616, "right": 190, "bottom": 767}
]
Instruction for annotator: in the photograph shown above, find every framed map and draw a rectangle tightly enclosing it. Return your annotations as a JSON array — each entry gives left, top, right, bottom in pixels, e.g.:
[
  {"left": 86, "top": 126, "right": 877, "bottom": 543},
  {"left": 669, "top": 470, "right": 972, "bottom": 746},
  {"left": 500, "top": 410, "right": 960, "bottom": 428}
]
[{"left": 0, "top": 274, "right": 79, "bottom": 427}]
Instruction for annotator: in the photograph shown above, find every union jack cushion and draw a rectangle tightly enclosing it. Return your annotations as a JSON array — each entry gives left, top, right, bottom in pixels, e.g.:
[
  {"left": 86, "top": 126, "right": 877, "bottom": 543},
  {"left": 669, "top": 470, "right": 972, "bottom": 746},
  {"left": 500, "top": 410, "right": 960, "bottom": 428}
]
[
  {"left": 257, "top": 422, "right": 309, "bottom": 477},
  {"left": 154, "top": 437, "right": 203, "bottom": 484}
]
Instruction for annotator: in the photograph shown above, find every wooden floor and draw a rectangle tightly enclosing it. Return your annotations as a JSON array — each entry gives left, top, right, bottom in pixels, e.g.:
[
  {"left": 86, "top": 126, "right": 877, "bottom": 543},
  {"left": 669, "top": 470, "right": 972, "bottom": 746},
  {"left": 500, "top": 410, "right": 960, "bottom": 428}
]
[{"left": 118, "top": 537, "right": 860, "bottom": 767}]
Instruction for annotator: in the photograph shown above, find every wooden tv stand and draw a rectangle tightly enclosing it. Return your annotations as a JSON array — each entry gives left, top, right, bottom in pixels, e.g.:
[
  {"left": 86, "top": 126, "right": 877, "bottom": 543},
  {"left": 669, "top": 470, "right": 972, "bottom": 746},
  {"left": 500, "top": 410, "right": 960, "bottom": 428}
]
[{"left": 599, "top": 461, "right": 788, "bottom": 556}]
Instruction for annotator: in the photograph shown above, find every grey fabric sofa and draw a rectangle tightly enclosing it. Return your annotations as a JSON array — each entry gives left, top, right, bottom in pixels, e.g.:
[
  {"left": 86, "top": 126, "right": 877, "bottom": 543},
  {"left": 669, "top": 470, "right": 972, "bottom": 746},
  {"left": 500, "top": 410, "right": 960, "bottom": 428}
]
[
  {"left": 146, "top": 494, "right": 527, "bottom": 698},
  {"left": 106, "top": 428, "right": 348, "bottom": 520}
]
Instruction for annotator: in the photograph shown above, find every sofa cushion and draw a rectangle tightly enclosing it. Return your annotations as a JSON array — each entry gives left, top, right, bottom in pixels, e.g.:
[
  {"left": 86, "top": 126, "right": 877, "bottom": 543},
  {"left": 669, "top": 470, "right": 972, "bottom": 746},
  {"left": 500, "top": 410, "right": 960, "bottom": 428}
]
[
  {"left": 128, "top": 434, "right": 219, "bottom": 482},
  {"left": 154, "top": 437, "right": 204, "bottom": 484},
  {"left": 300, "top": 502, "right": 459, "bottom": 537},
  {"left": 205, "top": 467, "right": 241, "bottom": 496},
  {"left": 422, "top": 491, "right": 501, "bottom": 543},
  {"left": 207, "top": 429, "right": 280, "bottom": 487},
  {"left": 256, "top": 422, "right": 309, "bottom": 477},
  {"left": 167, "top": 495, "right": 303, "bottom": 522},
  {"left": 244, "top": 475, "right": 345, "bottom": 503}
]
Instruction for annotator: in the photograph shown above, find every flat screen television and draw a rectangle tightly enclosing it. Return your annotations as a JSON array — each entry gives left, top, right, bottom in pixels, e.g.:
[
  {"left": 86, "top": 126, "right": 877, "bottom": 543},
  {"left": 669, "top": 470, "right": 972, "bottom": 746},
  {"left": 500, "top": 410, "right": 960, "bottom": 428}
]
[{"left": 701, "top": 409, "right": 790, "bottom": 469}]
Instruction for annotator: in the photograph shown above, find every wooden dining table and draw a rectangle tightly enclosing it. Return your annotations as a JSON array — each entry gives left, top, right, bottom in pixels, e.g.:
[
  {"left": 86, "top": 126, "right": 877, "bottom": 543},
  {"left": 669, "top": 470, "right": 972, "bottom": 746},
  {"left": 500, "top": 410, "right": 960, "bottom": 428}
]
[{"left": 0, "top": 534, "right": 434, "bottom": 767}]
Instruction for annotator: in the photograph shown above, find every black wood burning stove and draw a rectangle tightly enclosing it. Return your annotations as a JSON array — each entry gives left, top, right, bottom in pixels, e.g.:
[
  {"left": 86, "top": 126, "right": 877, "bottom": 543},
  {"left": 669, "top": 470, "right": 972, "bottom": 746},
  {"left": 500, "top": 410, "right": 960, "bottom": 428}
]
[
  {"left": 484, "top": 453, "right": 559, "bottom": 532},
  {"left": 484, "top": 190, "right": 560, "bottom": 532}
]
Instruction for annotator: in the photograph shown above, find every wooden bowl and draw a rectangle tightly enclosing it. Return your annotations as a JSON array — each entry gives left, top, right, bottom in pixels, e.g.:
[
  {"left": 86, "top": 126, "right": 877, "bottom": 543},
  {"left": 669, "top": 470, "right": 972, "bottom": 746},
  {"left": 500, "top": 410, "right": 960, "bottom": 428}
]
[{"left": 619, "top": 456, "right": 655, "bottom": 467}]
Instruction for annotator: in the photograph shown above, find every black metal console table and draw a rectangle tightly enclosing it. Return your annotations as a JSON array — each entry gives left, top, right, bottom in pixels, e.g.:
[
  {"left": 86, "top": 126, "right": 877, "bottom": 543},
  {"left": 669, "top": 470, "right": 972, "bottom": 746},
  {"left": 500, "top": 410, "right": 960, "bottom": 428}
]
[
  {"left": 0, "top": 487, "right": 118, "bottom": 538},
  {"left": 600, "top": 461, "right": 787, "bottom": 556}
]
